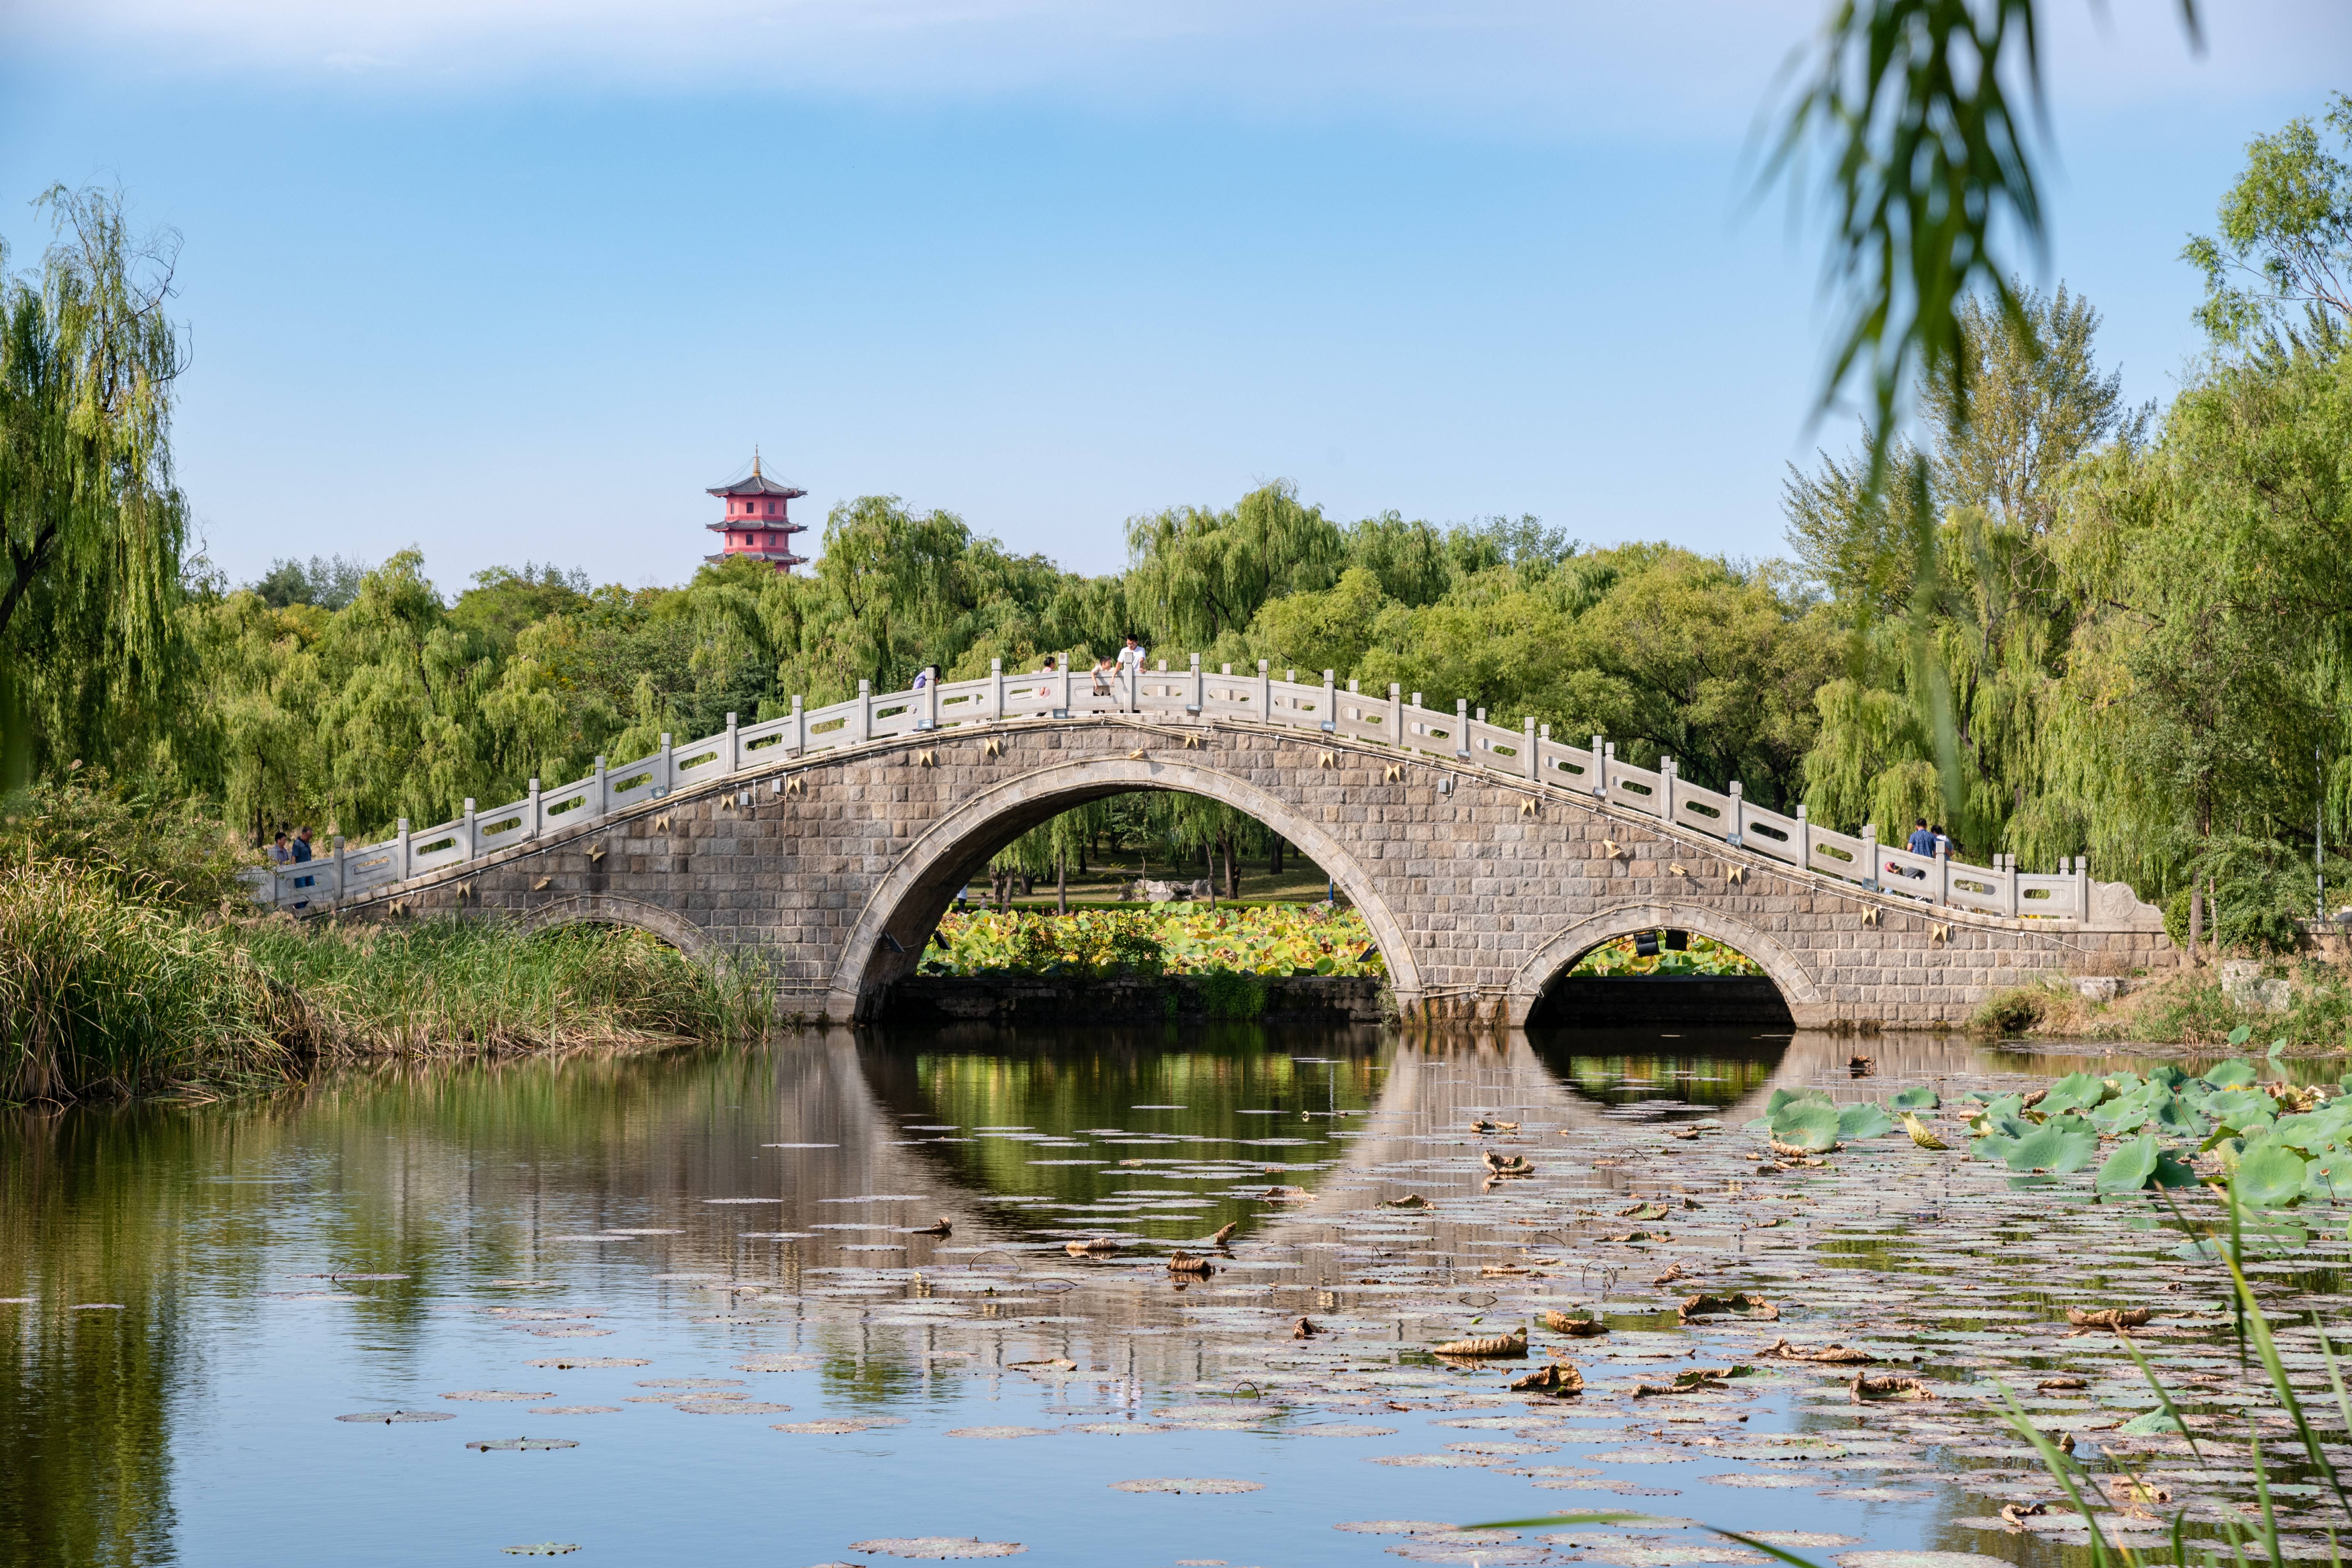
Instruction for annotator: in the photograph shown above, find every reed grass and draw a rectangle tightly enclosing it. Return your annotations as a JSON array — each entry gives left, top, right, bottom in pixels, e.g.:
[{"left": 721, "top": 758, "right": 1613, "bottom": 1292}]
[
  {"left": 2, "top": 857, "right": 771, "bottom": 1104},
  {"left": 241, "top": 915, "right": 771, "bottom": 1059},
  {"left": 0, "top": 859, "right": 303, "bottom": 1103}
]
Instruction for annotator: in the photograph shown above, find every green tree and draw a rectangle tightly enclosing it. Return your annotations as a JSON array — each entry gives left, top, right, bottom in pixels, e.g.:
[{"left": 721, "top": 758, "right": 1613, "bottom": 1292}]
[
  {"left": 1125, "top": 481, "right": 1341, "bottom": 649},
  {"left": 2184, "top": 92, "right": 2352, "bottom": 349},
  {"left": 0, "top": 186, "right": 190, "bottom": 789}
]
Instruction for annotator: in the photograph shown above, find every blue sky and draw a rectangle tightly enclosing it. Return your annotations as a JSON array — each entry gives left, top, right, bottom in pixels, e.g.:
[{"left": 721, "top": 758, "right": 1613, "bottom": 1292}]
[{"left": 3, "top": 0, "right": 2345, "bottom": 591}]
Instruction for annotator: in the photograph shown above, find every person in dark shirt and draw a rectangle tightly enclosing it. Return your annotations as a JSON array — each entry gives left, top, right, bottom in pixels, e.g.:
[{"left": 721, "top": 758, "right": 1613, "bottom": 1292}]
[
  {"left": 290, "top": 826, "right": 315, "bottom": 909},
  {"left": 1904, "top": 817, "right": 1936, "bottom": 879}
]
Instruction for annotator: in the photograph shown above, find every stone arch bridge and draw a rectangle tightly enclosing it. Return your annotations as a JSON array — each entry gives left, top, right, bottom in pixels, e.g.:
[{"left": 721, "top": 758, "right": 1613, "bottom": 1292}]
[{"left": 254, "top": 660, "right": 2177, "bottom": 1027}]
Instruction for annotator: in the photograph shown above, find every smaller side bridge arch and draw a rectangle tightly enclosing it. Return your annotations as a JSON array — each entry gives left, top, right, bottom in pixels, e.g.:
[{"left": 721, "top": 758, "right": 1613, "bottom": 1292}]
[
  {"left": 512, "top": 893, "right": 719, "bottom": 959},
  {"left": 825, "top": 754, "right": 1426, "bottom": 1021},
  {"left": 1503, "top": 900, "right": 1827, "bottom": 1029}
]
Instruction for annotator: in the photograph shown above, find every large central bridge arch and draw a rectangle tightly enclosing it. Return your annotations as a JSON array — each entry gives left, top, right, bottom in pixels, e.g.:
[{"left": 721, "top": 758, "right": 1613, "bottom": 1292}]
[{"left": 827, "top": 753, "right": 1425, "bottom": 1019}]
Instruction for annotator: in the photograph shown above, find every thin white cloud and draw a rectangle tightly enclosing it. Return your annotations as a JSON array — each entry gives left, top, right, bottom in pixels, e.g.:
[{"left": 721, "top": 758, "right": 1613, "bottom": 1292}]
[{"left": 8, "top": 0, "right": 2340, "bottom": 135}]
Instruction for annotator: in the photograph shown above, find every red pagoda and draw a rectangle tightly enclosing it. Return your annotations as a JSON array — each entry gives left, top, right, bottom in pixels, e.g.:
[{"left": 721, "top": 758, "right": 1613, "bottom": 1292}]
[{"left": 705, "top": 451, "right": 808, "bottom": 573}]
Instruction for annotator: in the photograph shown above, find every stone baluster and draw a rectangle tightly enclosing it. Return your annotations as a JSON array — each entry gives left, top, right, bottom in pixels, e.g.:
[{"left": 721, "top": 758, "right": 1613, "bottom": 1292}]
[
  {"left": 2074, "top": 855, "right": 2089, "bottom": 920},
  {"left": 1524, "top": 716, "right": 1539, "bottom": 781},
  {"left": 1860, "top": 822, "right": 1876, "bottom": 889},
  {"left": 855, "top": 680, "right": 872, "bottom": 743},
  {"left": 658, "top": 732, "right": 673, "bottom": 795},
  {"left": 1727, "top": 780, "right": 1743, "bottom": 845},
  {"left": 332, "top": 834, "right": 346, "bottom": 907},
  {"left": 724, "top": 712, "right": 739, "bottom": 772},
  {"left": 1937, "top": 842, "right": 1950, "bottom": 906},
  {"left": 1389, "top": 683, "right": 1403, "bottom": 749},
  {"left": 1323, "top": 670, "right": 1336, "bottom": 732},
  {"left": 1592, "top": 735, "right": 1606, "bottom": 796},
  {"left": 1257, "top": 660, "right": 1271, "bottom": 723},
  {"left": 1410, "top": 693, "right": 1423, "bottom": 752},
  {"left": 1796, "top": 803, "right": 1810, "bottom": 871},
  {"left": 594, "top": 756, "right": 609, "bottom": 816},
  {"left": 926, "top": 672, "right": 940, "bottom": 731},
  {"left": 990, "top": 658, "right": 1004, "bottom": 721},
  {"left": 1455, "top": 699, "right": 1470, "bottom": 759},
  {"left": 1184, "top": 652, "right": 1200, "bottom": 716},
  {"left": 1660, "top": 756, "right": 1676, "bottom": 823},
  {"left": 462, "top": 798, "right": 477, "bottom": 861},
  {"left": 1060, "top": 654, "right": 1072, "bottom": 716},
  {"left": 788, "top": 696, "right": 804, "bottom": 757},
  {"left": 528, "top": 778, "right": 541, "bottom": 839},
  {"left": 395, "top": 817, "right": 411, "bottom": 880},
  {"left": 2004, "top": 853, "right": 2020, "bottom": 918}
]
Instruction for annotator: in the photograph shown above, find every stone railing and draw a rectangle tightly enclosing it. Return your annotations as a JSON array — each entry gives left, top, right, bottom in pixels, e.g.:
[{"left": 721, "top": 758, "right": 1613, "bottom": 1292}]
[{"left": 244, "top": 656, "right": 2098, "bottom": 924}]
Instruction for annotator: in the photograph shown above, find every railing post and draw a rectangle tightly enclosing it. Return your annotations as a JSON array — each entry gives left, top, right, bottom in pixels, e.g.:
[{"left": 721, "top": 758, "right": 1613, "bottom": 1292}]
[
  {"left": 1727, "top": 780, "right": 1743, "bottom": 846},
  {"left": 1410, "top": 693, "right": 1423, "bottom": 753},
  {"left": 990, "top": 657, "right": 1004, "bottom": 721},
  {"left": 1860, "top": 822, "right": 1877, "bottom": 890},
  {"left": 1060, "top": 653, "right": 1073, "bottom": 716},
  {"left": 1322, "top": 670, "right": 1336, "bottom": 732},
  {"left": 528, "top": 778, "right": 541, "bottom": 839},
  {"left": 658, "top": 733, "right": 673, "bottom": 795},
  {"left": 1389, "top": 683, "right": 1403, "bottom": 749},
  {"left": 1455, "top": 699, "right": 1470, "bottom": 759},
  {"left": 1796, "top": 803, "right": 1810, "bottom": 871},
  {"left": 594, "top": 756, "right": 609, "bottom": 817},
  {"left": 788, "top": 696, "right": 804, "bottom": 757},
  {"left": 1188, "top": 653, "right": 1203, "bottom": 716},
  {"left": 2004, "top": 853, "right": 2019, "bottom": 918},
  {"left": 926, "top": 670, "right": 940, "bottom": 731},
  {"left": 462, "top": 797, "right": 478, "bottom": 861},
  {"left": 1937, "top": 843, "right": 1950, "bottom": 907},
  {"left": 1592, "top": 735, "right": 1606, "bottom": 797},
  {"left": 1660, "top": 756, "right": 1676, "bottom": 823},
  {"left": 1258, "top": 660, "right": 1272, "bottom": 725},
  {"left": 724, "top": 713, "right": 739, "bottom": 773},
  {"left": 332, "top": 834, "right": 346, "bottom": 908},
  {"left": 1602, "top": 740, "right": 1616, "bottom": 798},
  {"left": 392, "top": 817, "right": 410, "bottom": 881},
  {"left": 855, "top": 680, "right": 872, "bottom": 743},
  {"left": 2074, "top": 854, "right": 2089, "bottom": 920},
  {"left": 1524, "top": 716, "right": 1539, "bottom": 781}
]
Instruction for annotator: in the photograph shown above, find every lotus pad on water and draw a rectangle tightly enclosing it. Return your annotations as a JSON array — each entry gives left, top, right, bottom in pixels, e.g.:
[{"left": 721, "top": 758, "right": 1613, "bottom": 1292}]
[
  {"left": 1770, "top": 1103, "right": 1844, "bottom": 1152},
  {"left": 2003, "top": 1119, "right": 2099, "bottom": 1173}
]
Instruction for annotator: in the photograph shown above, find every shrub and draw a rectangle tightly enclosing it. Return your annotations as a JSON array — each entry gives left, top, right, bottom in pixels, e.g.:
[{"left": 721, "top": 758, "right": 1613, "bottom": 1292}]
[{"left": 1968, "top": 986, "right": 2046, "bottom": 1037}]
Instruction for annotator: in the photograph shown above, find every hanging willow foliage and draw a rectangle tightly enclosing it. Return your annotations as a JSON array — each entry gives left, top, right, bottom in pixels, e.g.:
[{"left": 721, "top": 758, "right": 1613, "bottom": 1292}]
[{"left": 0, "top": 186, "right": 190, "bottom": 792}]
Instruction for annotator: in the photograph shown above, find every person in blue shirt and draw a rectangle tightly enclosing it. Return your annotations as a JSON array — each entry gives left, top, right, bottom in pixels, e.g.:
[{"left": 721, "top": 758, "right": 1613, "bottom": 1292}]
[{"left": 1904, "top": 817, "right": 1936, "bottom": 879}]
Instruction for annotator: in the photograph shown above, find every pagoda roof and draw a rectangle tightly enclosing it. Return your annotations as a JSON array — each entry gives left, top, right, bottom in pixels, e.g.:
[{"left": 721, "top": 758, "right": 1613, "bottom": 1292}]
[
  {"left": 707, "top": 518, "right": 807, "bottom": 533},
  {"left": 707, "top": 453, "right": 806, "bottom": 499}
]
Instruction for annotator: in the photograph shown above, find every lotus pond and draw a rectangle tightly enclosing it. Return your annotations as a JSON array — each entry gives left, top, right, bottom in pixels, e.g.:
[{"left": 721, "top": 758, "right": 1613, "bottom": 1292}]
[{"left": 7, "top": 1022, "right": 2352, "bottom": 1568}]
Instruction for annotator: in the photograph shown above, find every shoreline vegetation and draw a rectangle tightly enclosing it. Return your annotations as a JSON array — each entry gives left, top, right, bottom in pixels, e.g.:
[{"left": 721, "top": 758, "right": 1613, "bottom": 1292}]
[
  {"left": 1972, "top": 957, "right": 2352, "bottom": 1051},
  {"left": 0, "top": 783, "right": 768, "bottom": 1105}
]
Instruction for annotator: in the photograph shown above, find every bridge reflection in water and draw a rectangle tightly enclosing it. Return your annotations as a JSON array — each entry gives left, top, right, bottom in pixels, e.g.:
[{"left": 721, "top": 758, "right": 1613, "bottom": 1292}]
[{"left": 0, "top": 1020, "right": 2032, "bottom": 1568}]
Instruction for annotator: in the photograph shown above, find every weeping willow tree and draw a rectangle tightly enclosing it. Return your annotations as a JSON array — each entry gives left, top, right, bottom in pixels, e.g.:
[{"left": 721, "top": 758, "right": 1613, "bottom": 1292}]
[
  {"left": 0, "top": 186, "right": 190, "bottom": 793},
  {"left": 1789, "top": 286, "right": 2138, "bottom": 861}
]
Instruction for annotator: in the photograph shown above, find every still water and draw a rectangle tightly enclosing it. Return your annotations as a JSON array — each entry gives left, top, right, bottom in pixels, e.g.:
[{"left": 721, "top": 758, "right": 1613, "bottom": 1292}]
[{"left": 0, "top": 1025, "right": 2326, "bottom": 1567}]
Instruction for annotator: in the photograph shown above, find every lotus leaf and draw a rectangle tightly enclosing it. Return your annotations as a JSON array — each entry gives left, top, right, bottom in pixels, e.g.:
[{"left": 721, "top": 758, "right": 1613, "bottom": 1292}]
[
  {"left": 2227, "top": 1025, "right": 2254, "bottom": 1046},
  {"left": 2235, "top": 1143, "right": 2309, "bottom": 1208},
  {"left": 2150, "top": 1095, "right": 2202, "bottom": 1133},
  {"left": 2117, "top": 1410, "right": 2185, "bottom": 1435},
  {"left": 2204, "top": 1058, "right": 2259, "bottom": 1088},
  {"left": 1836, "top": 1103, "right": 1896, "bottom": 1140},
  {"left": 2039, "top": 1073, "right": 2113, "bottom": 1115},
  {"left": 1768, "top": 1087, "right": 1835, "bottom": 1118},
  {"left": 2200, "top": 1087, "right": 2275, "bottom": 1129},
  {"left": 1771, "top": 1102, "right": 1844, "bottom": 1152},
  {"left": 923, "top": 905, "right": 1386, "bottom": 979},
  {"left": 2004, "top": 1121, "right": 2098, "bottom": 1173},
  {"left": 2148, "top": 1064, "right": 2189, "bottom": 1088},
  {"left": 1889, "top": 1086, "right": 1939, "bottom": 1111},
  {"left": 2095, "top": 1136, "right": 2161, "bottom": 1192}
]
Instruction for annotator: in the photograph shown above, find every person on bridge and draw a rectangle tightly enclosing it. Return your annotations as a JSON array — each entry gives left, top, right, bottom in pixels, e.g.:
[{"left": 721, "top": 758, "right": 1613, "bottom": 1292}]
[
  {"left": 1118, "top": 634, "right": 1146, "bottom": 686},
  {"left": 1904, "top": 818, "right": 1935, "bottom": 879},
  {"left": 290, "top": 826, "right": 315, "bottom": 909},
  {"left": 1092, "top": 654, "right": 1118, "bottom": 697}
]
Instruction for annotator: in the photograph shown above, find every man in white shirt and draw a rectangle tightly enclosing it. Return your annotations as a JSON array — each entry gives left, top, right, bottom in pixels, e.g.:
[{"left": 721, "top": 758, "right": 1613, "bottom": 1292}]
[{"left": 1116, "top": 636, "right": 1146, "bottom": 700}]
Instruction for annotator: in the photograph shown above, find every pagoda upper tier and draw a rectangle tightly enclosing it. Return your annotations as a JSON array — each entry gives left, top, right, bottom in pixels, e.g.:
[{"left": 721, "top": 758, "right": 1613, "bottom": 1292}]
[{"left": 706, "top": 453, "right": 808, "bottom": 572}]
